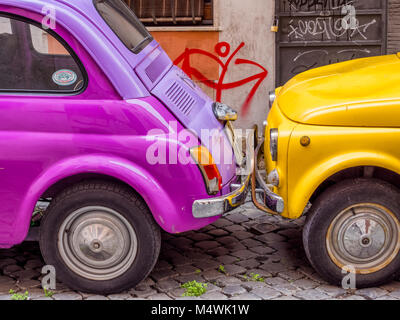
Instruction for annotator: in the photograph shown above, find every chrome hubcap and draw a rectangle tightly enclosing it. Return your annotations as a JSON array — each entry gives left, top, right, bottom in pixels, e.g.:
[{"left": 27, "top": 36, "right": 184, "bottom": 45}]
[
  {"left": 58, "top": 206, "right": 137, "bottom": 281},
  {"left": 326, "top": 203, "right": 400, "bottom": 274}
]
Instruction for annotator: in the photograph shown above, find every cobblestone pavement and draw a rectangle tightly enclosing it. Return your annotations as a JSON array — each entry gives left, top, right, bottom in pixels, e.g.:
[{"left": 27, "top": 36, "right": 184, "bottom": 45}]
[{"left": 1, "top": 201, "right": 400, "bottom": 300}]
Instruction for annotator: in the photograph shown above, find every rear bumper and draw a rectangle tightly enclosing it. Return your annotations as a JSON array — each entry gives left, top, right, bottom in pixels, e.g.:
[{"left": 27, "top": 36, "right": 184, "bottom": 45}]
[
  {"left": 192, "top": 122, "right": 253, "bottom": 219},
  {"left": 192, "top": 174, "right": 251, "bottom": 219}
]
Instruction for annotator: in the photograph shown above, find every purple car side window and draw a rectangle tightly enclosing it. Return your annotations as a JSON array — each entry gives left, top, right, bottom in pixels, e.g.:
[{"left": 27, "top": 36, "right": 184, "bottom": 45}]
[{"left": 0, "top": 14, "right": 86, "bottom": 93}]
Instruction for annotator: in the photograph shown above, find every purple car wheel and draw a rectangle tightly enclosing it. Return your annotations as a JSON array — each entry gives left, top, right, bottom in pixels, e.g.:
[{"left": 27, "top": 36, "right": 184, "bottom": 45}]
[
  {"left": 39, "top": 181, "right": 161, "bottom": 294},
  {"left": 57, "top": 206, "right": 139, "bottom": 281}
]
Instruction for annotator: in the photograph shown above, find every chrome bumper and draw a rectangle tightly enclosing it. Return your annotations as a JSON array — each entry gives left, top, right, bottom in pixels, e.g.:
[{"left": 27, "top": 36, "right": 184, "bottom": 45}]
[
  {"left": 192, "top": 174, "right": 251, "bottom": 219},
  {"left": 192, "top": 122, "right": 254, "bottom": 219},
  {"left": 253, "top": 140, "right": 284, "bottom": 214}
]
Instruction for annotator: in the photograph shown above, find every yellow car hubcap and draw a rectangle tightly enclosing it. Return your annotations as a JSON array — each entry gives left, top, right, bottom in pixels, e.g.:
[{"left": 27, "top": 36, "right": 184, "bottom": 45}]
[{"left": 326, "top": 203, "right": 400, "bottom": 274}]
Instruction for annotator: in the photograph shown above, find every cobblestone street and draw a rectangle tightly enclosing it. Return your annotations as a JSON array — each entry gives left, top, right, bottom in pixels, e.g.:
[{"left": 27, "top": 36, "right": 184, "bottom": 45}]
[{"left": 1, "top": 201, "right": 400, "bottom": 300}]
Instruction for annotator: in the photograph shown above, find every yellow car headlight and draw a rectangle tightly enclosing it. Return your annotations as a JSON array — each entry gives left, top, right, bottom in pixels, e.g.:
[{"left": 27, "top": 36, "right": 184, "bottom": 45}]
[
  {"left": 269, "top": 90, "right": 276, "bottom": 109},
  {"left": 270, "top": 128, "right": 278, "bottom": 161}
]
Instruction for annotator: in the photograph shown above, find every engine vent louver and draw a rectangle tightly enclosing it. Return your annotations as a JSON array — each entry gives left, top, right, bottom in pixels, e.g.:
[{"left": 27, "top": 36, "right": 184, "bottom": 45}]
[{"left": 165, "top": 82, "right": 195, "bottom": 117}]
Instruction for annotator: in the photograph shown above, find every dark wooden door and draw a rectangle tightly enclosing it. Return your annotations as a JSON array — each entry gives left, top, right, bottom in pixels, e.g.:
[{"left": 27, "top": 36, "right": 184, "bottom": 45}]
[{"left": 276, "top": 0, "right": 388, "bottom": 85}]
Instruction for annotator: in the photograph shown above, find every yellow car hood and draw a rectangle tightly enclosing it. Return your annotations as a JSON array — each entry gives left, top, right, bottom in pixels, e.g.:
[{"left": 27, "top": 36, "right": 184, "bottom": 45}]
[{"left": 277, "top": 54, "right": 400, "bottom": 127}]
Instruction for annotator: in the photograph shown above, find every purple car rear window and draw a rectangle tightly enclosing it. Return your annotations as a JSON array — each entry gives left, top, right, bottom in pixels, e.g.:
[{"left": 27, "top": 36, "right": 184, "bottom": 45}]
[{"left": 94, "top": 0, "right": 153, "bottom": 54}]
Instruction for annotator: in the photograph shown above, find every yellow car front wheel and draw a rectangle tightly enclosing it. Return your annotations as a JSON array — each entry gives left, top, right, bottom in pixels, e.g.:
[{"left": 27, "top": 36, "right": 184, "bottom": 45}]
[
  {"left": 326, "top": 203, "right": 400, "bottom": 275},
  {"left": 303, "top": 179, "right": 400, "bottom": 288}
]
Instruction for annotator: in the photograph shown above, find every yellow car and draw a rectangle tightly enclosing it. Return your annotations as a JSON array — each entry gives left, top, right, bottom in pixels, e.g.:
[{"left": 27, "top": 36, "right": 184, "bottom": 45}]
[{"left": 256, "top": 53, "right": 400, "bottom": 288}]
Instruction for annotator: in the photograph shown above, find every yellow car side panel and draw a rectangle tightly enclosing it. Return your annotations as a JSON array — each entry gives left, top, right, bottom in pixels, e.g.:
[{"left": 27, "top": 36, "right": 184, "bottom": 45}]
[{"left": 287, "top": 125, "right": 400, "bottom": 219}]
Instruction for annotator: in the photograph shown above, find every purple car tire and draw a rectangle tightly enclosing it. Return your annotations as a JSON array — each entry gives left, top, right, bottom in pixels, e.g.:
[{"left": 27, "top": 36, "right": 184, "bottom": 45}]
[{"left": 39, "top": 180, "right": 161, "bottom": 294}]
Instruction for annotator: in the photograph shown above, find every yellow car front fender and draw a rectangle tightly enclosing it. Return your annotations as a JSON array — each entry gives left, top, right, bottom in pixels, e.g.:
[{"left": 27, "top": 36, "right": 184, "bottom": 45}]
[{"left": 286, "top": 125, "right": 400, "bottom": 219}]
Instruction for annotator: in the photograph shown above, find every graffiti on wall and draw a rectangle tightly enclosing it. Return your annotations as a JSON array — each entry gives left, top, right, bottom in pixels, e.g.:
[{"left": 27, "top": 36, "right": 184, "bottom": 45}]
[
  {"left": 287, "top": 5, "right": 376, "bottom": 41},
  {"left": 174, "top": 42, "right": 268, "bottom": 116},
  {"left": 286, "top": 0, "right": 352, "bottom": 10},
  {"left": 288, "top": 15, "right": 376, "bottom": 41},
  {"left": 287, "top": 3, "right": 377, "bottom": 75},
  {"left": 276, "top": 0, "right": 385, "bottom": 84},
  {"left": 291, "top": 48, "right": 371, "bottom": 74}
]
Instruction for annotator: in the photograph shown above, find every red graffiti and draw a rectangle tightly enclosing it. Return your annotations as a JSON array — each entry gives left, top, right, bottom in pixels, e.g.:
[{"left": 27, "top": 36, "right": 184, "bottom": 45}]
[{"left": 174, "top": 42, "right": 268, "bottom": 116}]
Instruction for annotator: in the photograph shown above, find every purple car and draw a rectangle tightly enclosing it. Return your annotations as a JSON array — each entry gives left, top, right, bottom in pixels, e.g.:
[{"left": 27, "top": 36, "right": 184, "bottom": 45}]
[{"left": 0, "top": 0, "right": 251, "bottom": 293}]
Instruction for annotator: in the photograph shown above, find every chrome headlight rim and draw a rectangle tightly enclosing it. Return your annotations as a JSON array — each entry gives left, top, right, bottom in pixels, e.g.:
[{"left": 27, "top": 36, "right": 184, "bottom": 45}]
[
  {"left": 270, "top": 128, "right": 278, "bottom": 162},
  {"left": 268, "top": 90, "right": 276, "bottom": 109}
]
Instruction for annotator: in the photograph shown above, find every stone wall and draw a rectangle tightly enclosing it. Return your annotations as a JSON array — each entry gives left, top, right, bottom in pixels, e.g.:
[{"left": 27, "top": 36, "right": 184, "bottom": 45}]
[{"left": 218, "top": 0, "right": 275, "bottom": 130}]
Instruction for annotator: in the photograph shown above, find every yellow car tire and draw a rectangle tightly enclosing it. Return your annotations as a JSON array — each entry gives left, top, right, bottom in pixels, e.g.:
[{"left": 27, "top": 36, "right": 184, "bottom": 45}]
[{"left": 303, "top": 178, "right": 400, "bottom": 288}]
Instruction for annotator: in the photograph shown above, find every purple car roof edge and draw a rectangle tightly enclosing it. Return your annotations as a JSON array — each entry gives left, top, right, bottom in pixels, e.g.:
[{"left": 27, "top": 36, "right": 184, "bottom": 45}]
[
  {"left": 56, "top": 0, "right": 167, "bottom": 96},
  {"left": 57, "top": 0, "right": 161, "bottom": 69},
  {"left": 0, "top": 0, "right": 159, "bottom": 99}
]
